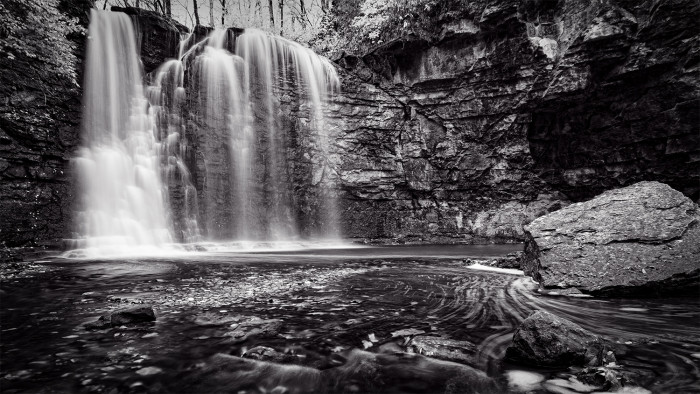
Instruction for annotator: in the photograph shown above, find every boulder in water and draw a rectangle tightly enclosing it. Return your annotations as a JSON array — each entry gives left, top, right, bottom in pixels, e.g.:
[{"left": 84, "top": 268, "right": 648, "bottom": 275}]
[
  {"left": 522, "top": 181, "right": 700, "bottom": 296},
  {"left": 506, "top": 310, "right": 608, "bottom": 367},
  {"left": 110, "top": 306, "right": 156, "bottom": 325},
  {"left": 84, "top": 306, "right": 156, "bottom": 330}
]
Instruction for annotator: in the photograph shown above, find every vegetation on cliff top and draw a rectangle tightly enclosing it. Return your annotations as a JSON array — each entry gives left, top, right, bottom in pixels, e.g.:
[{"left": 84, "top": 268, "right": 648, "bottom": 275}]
[{"left": 0, "top": 0, "right": 83, "bottom": 85}]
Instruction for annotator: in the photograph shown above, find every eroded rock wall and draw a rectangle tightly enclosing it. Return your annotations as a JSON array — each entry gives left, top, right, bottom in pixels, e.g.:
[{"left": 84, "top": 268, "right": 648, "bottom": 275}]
[
  {"left": 0, "top": 0, "right": 91, "bottom": 249},
  {"left": 2, "top": 0, "right": 697, "bottom": 248},
  {"left": 328, "top": 0, "right": 699, "bottom": 242}
]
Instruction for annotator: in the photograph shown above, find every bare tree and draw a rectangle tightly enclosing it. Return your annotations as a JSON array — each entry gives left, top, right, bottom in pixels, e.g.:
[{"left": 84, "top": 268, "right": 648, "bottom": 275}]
[
  {"left": 193, "top": 0, "right": 201, "bottom": 25},
  {"left": 299, "top": 0, "right": 306, "bottom": 27},
  {"left": 268, "top": 0, "right": 274, "bottom": 28},
  {"left": 219, "top": 0, "right": 226, "bottom": 26},
  {"left": 209, "top": 0, "right": 214, "bottom": 27},
  {"left": 278, "top": 0, "right": 283, "bottom": 35}
]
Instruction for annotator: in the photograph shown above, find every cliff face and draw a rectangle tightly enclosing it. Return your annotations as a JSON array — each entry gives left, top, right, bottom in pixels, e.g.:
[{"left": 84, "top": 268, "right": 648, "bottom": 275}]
[
  {"left": 1, "top": 0, "right": 697, "bottom": 248},
  {"left": 0, "top": 0, "right": 91, "bottom": 248},
  {"left": 329, "top": 0, "right": 699, "bottom": 242}
]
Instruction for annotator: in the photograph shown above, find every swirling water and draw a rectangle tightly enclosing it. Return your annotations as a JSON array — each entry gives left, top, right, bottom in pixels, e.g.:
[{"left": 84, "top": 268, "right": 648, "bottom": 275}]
[{"left": 1, "top": 245, "right": 698, "bottom": 393}]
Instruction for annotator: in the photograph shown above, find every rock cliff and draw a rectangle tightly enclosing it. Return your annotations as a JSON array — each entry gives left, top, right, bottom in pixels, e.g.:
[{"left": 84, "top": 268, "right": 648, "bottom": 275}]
[
  {"left": 1, "top": 0, "right": 697, "bottom": 248},
  {"left": 0, "top": 0, "right": 91, "bottom": 249},
  {"left": 330, "top": 0, "right": 699, "bottom": 242}
]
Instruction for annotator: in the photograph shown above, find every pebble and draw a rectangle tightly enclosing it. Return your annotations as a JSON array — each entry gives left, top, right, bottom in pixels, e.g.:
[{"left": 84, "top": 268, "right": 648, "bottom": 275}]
[{"left": 136, "top": 366, "right": 163, "bottom": 376}]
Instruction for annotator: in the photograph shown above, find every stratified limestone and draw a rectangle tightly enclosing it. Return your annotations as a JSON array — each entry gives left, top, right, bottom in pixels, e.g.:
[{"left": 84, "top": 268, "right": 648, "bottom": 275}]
[
  {"left": 330, "top": 0, "right": 699, "bottom": 242},
  {"left": 522, "top": 181, "right": 700, "bottom": 296}
]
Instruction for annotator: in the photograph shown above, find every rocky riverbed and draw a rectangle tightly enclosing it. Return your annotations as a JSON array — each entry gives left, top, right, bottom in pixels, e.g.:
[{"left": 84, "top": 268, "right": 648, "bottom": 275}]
[{"left": 1, "top": 245, "right": 698, "bottom": 393}]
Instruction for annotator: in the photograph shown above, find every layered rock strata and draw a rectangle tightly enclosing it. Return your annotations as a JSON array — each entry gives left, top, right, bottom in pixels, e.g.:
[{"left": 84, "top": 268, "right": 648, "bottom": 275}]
[
  {"left": 1, "top": 0, "right": 698, "bottom": 248},
  {"left": 330, "top": 0, "right": 699, "bottom": 241}
]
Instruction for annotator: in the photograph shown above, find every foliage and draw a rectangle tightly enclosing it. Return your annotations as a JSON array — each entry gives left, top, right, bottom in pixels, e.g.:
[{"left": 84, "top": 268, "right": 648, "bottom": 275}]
[
  {"left": 313, "top": 0, "right": 466, "bottom": 58},
  {"left": 0, "top": 0, "right": 84, "bottom": 85}
]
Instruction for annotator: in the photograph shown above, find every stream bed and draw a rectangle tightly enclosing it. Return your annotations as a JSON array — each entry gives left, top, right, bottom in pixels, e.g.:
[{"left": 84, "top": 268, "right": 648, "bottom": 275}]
[{"left": 1, "top": 245, "right": 699, "bottom": 393}]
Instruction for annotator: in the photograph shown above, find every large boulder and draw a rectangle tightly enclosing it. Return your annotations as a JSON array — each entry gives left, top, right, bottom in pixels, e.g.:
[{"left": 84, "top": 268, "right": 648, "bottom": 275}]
[
  {"left": 522, "top": 181, "right": 700, "bottom": 296},
  {"left": 506, "top": 311, "right": 612, "bottom": 367}
]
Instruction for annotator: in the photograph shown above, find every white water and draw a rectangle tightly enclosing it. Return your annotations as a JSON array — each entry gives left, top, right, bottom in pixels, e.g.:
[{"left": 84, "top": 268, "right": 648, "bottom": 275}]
[
  {"left": 73, "top": 10, "right": 173, "bottom": 257},
  {"left": 192, "top": 28, "right": 341, "bottom": 241},
  {"left": 236, "top": 29, "right": 341, "bottom": 240},
  {"left": 71, "top": 12, "right": 344, "bottom": 257}
]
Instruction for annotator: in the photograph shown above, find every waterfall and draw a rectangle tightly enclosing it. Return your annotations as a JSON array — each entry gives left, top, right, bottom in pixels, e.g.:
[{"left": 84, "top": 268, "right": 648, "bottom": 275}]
[
  {"left": 72, "top": 10, "right": 173, "bottom": 256},
  {"left": 71, "top": 11, "right": 342, "bottom": 256},
  {"left": 235, "top": 29, "right": 341, "bottom": 240},
  {"left": 188, "top": 27, "right": 341, "bottom": 241}
]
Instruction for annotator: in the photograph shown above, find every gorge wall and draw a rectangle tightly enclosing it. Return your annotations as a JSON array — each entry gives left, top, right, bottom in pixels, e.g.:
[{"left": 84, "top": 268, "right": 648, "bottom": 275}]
[
  {"left": 0, "top": 0, "right": 91, "bottom": 249},
  {"left": 1, "top": 0, "right": 698, "bottom": 248},
  {"left": 329, "top": 0, "right": 699, "bottom": 242}
]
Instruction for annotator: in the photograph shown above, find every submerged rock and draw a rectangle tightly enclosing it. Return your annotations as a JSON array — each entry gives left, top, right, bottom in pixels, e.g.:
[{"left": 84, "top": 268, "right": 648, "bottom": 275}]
[
  {"left": 408, "top": 335, "right": 476, "bottom": 365},
  {"left": 188, "top": 353, "right": 324, "bottom": 393},
  {"left": 326, "top": 349, "right": 498, "bottom": 393},
  {"left": 522, "top": 181, "right": 700, "bottom": 296},
  {"left": 110, "top": 306, "right": 156, "bottom": 325},
  {"left": 189, "top": 349, "right": 497, "bottom": 393},
  {"left": 506, "top": 311, "right": 610, "bottom": 367},
  {"left": 84, "top": 306, "right": 156, "bottom": 329}
]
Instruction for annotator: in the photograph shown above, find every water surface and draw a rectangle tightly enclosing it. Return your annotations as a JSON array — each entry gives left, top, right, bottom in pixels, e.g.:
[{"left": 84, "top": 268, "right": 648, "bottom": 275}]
[{"left": 1, "top": 245, "right": 698, "bottom": 393}]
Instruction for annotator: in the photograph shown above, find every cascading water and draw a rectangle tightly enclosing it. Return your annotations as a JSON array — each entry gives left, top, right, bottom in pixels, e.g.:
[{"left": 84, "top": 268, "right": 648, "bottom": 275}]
[
  {"left": 235, "top": 29, "right": 341, "bottom": 240},
  {"left": 169, "top": 27, "right": 341, "bottom": 242},
  {"left": 72, "top": 10, "right": 343, "bottom": 255},
  {"left": 73, "top": 10, "right": 173, "bottom": 256},
  {"left": 147, "top": 57, "right": 201, "bottom": 243}
]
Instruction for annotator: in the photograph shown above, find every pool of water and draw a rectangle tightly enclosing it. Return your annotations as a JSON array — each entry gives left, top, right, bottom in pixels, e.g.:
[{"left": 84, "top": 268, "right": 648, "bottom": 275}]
[{"left": 1, "top": 245, "right": 698, "bottom": 393}]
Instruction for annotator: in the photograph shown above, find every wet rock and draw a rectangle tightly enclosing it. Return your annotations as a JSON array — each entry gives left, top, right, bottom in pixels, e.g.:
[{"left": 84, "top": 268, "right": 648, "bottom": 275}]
[
  {"left": 523, "top": 181, "right": 700, "bottom": 296},
  {"left": 0, "top": 0, "right": 89, "bottom": 248},
  {"left": 111, "top": 7, "right": 188, "bottom": 74},
  {"left": 243, "top": 346, "right": 289, "bottom": 363},
  {"left": 506, "top": 311, "right": 610, "bottom": 367},
  {"left": 224, "top": 316, "right": 283, "bottom": 343},
  {"left": 408, "top": 336, "right": 476, "bottom": 365},
  {"left": 135, "top": 366, "right": 163, "bottom": 376},
  {"left": 326, "top": 349, "right": 498, "bottom": 393},
  {"left": 188, "top": 353, "right": 324, "bottom": 393},
  {"left": 110, "top": 306, "right": 156, "bottom": 325},
  {"left": 84, "top": 316, "right": 112, "bottom": 330},
  {"left": 493, "top": 252, "right": 524, "bottom": 269},
  {"left": 465, "top": 251, "right": 525, "bottom": 270},
  {"left": 84, "top": 306, "right": 156, "bottom": 329}
]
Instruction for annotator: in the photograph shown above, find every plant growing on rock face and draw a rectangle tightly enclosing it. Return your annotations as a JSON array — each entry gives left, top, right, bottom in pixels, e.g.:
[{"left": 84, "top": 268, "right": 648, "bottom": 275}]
[
  {"left": 0, "top": 0, "right": 83, "bottom": 85},
  {"left": 313, "top": 0, "right": 464, "bottom": 58}
]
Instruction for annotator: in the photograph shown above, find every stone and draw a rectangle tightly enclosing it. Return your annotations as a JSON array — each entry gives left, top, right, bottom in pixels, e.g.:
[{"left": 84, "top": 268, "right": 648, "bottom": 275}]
[
  {"left": 325, "top": 349, "right": 497, "bottom": 393},
  {"left": 187, "top": 353, "right": 324, "bottom": 393},
  {"left": 408, "top": 336, "right": 476, "bottom": 365},
  {"left": 84, "top": 316, "right": 112, "bottom": 330},
  {"left": 243, "top": 346, "right": 289, "bottom": 363},
  {"left": 109, "top": 306, "right": 156, "bottom": 325},
  {"left": 85, "top": 306, "right": 156, "bottom": 329},
  {"left": 506, "top": 310, "right": 609, "bottom": 367},
  {"left": 111, "top": 7, "right": 188, "bottom": 74},
  {"left": 135, "top": 366, "right": 163, "bottom": 376},
  {"left": 522, "top": 181, "right": 700, "bottom": 296}
]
